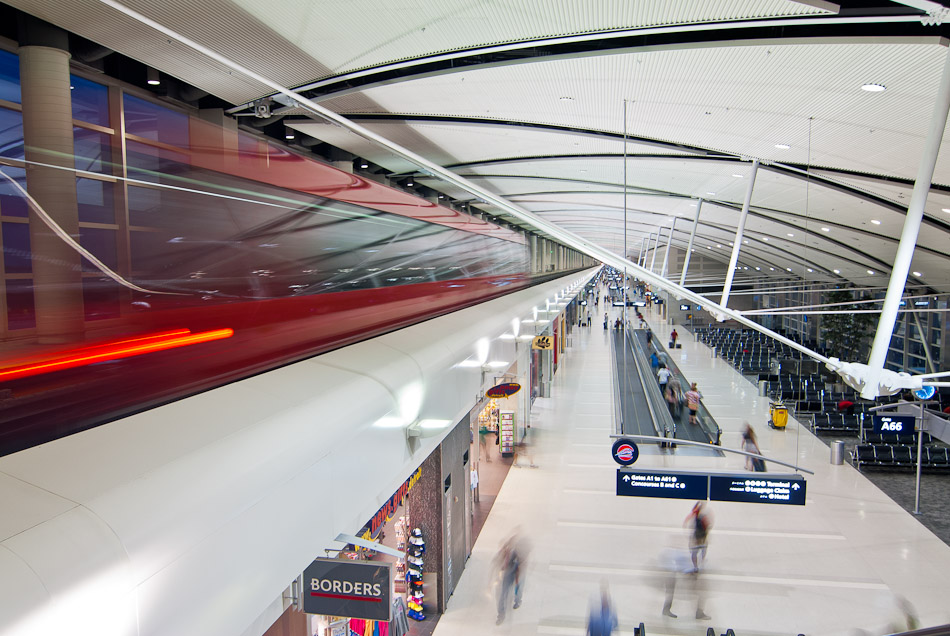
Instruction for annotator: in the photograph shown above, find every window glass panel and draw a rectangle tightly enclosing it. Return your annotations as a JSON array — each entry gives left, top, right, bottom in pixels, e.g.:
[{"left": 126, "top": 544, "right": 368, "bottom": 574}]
[
  {"left": 77, "top": 178, "right": 115, "bottom": 224},
  {"left": 0, "top": 166, "right": 28, "bottom": 217},
  {"left": 79, "top": 227, "right": 117, "bottom": 273},
  {"left": 125, "top": 140, "right": 189, "bottom": 186},
  {"left": 128, "top": 185, "right": 161, "bottom": 227},
  {"left": 5, "top": 279, "right": 34, "bottom": 329},
  {"left": 0, "top": 107, "right": 24, "bottom": 160},
  {"left": 2, "top": 221, "right": 31, "bottom": 273},
  {"left": 82, "top": 277, "right": 120, "bottom": 320},
  {"left": 123, "top": 94, "right": 188, "bottom": 147},
  {"left": 70, "top": 75, "right": 109, "bottom": 126},
  {"left": 74, "top": 127, "right": 112, "bottom": 174},
  {"left": 0, "top": 50, "right": 20, "bottom": 104}
]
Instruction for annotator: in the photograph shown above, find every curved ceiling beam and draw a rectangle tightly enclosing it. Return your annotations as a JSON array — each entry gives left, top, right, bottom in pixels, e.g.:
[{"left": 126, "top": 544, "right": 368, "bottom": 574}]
[{"left": 233, "top": 17, "right": 939, "bottom": 109}]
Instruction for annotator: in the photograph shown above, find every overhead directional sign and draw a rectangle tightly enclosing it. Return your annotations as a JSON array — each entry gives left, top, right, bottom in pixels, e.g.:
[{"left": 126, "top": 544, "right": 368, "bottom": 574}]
[
  {"left": 871, "top": 414, "right": 916, "bottom": 435},
  {"left": 709, "top": 475, "right": 806, "bottom": 506},
  {"left": 532, "top": 335, "right": 554, "bottom": 350},
  {"left": 617, "top": 469, "right": 708, "bottom": 500}
]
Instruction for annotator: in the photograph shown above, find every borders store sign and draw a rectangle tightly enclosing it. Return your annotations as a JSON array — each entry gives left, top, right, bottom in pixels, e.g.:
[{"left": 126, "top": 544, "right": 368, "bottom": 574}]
[{"left": 302, "top": 559, "right": 392, "bottom": 621}]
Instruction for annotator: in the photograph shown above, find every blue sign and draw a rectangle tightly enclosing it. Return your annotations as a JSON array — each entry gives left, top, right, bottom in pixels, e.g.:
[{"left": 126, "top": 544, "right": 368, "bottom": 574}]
[
  {"left": 914, "top": 386, "right": 936, "bottom": 400},
  {"left": 611, "top": 438, "right": 639, "bottom": 466},
  {"left": 871, "top": 414, "right": 916, "bottom": 435},
  {"left": 617, "top": 470, "right": 708, "bottom": 500},
  {"left": 709, "top": 475, "right": 806, "bottom": 505}
]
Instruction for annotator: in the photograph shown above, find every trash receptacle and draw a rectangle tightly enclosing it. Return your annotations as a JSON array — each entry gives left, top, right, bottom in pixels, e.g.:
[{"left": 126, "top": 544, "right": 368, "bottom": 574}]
[
  {"left": 831, "top": 440, "right": 845, "bottom": 465},
  {"left": 758, "top": 380, "right": 768, "bottom": 397}
]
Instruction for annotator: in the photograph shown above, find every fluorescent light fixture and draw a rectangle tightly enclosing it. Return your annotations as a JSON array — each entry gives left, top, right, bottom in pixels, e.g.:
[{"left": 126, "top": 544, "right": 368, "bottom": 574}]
[
  {"left": 536, "top": 319, "right": 550, "bottom": 324},
  {"left": 807, "top": 268, "right": 813, "bottom": 272},
  {"left": 419, "top": 419, "right": 451, "bottom": 429},
  {"left": 518, "top": 335, "right": 535, "bottom": 341},
  {"left": 942, "top": 208, "right": 950, "bottom": 213},
  {"left": 833, "top": 269, "right": 840, "bottom": 274},
  {"left": 457, "top": 359, "right": 483, "bottom": 368},
  {"left": 732, "top": 173, "right": 743, "bottom": 178},
  {"left": 486, "top": 361, "right": 509, "bottom": 368},
  {"left": 867, "top": 270, "right": 875, "bottom": 275},
  {"left": 775, "top": 144, "right": 790, "bottom": 149},
  {"left": 787, "top": 233, "right": 794, "bottom": 237},
  {"left": 821, "top": 227, "right": 830, "bottom": 232},
  {"left": 499, "top": 333, "right": 516, "bottom": 340},
  {"left": 521, "top": 319, "right": 535, "bottom": 324},
  {"left": 861, "top": 83, "right": 886, "bottom": 92},
  {"left": 871, "top": 219, "right": 881, "bottom": 225}
]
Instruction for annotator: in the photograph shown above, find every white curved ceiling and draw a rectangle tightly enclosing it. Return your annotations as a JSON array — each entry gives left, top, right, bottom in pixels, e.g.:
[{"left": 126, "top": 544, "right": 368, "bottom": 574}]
[{"left": 11, "top": 0, "right": 950, "bottom": 292}]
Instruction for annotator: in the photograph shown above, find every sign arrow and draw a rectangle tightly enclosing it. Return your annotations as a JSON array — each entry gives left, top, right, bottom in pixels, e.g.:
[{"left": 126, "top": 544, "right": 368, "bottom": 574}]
[
  {"left": 792, "top": 483, "right": 800, "bottom": 490},
  {"left": 623, "top": 475, "right": 631, "bottom": 482}
]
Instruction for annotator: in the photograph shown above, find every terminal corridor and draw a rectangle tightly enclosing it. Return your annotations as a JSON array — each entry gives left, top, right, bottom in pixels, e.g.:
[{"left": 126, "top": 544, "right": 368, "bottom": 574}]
[{"left": 432, "top": 304, "right": 950, "bottom": 636}]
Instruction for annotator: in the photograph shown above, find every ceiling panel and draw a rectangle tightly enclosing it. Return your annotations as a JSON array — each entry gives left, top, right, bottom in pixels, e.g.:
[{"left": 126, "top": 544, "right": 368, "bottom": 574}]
[{"left": 228, "top": 0, "right": 835, "bottom": 79}]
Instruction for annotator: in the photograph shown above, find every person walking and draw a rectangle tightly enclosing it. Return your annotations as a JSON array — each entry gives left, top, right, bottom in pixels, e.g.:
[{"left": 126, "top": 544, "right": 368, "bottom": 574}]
[
  {"left": 649, "top": 351, "right": 659, "bottom": 371},
  {"left": 587, "top": 581, "right": 618, "bottom": 636},
  {"left": 603, "top": 312, "right": 609, "bottom": 330},
  {"left": 685, "top": 383, "right": 702, "bottom": 426},
  {"left": 646, "top": 329, "right": 653, "bottom": 346},
  {"left": 657, "top": 364, "right": 672, "bottom": 394},
  {"left": 586, "top": 310, "right": 592, "bottom": 327},
  {"left": 670, "top": 328, "right": 679, "bottom": 347},
  {"left": 495, "top": 531, "right": 528, "bottom": 624},
  {"left": 684, "top": 501, "right": 712, "bottom": 573},
  {"left": 742, "top": 422, "right": 765, "bottom": 471}
]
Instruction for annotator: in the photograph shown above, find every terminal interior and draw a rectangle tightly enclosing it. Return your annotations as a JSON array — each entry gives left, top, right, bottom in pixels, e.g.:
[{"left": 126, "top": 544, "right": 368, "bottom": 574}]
[{"left": 0, "top": 2, "right": 949, "bottom": 636}]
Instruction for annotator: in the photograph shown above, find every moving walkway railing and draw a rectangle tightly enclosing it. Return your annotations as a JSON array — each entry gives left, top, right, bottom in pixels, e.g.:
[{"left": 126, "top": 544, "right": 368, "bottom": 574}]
[{"left": 648, "top": 338, "right": 722, "bottom": 445}]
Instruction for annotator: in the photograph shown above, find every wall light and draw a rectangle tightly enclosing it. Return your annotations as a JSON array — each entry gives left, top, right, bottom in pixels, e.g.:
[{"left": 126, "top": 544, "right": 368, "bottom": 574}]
[{"left": 147, "top": 67, "right": 160, "bottom": 85}]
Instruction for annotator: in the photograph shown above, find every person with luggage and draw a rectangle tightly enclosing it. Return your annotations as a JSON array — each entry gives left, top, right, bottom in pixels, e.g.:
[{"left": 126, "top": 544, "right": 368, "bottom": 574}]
[
  {"left": 665, "top": 382, "right": 680, "bottom": 417},
  {"left": 670, "top": 328, "right": 679, "bottom": 348},
  {"left": 742, "top": 423, "right": 766, "bottom": 471},
  {"left": 685, "top": 383, "right": 702, "bottom": 426}
]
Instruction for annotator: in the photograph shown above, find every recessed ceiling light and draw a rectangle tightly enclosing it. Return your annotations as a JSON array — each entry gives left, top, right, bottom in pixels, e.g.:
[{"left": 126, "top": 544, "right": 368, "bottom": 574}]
[
  {"left": 942, "top": 208, "right": 950, "bottom": 213},
  {"left": 763, "top": 237, "right": 769, "bottom": 242},
  {"left": 867, "top": 270, "right": 874, "bottom": 275},
  {"left": 833, "top": 269, "right": 840, "bottom": 274},
  {"left": 706, "top": 246, "right": 712, "bottom": 249},
  {"left": 787, "top": 268, "right": 792, "bottom": 272},
  {"left": 807, "top": 268, "right": 813, "bottom": 273},
  {"left": 755, "top": 267, "right": 761, "bottom": 271},
  {"left": 716, "top": 244, "right": 722, "bottom": 248},
  {"left": 706, "top": 191, "right": 716, "bottom": 195},
  {"left": 743, "top": 240, "right": 749, "bottom": 244},
  {"left": 913, "top": 271, "right": 922, "bottom": 276},
  {"left": 770, "top": 267, "right": 775, "bottom": 271},
  {"left": 775, "top": 144, "right": 791, "bottom": 150},
  {"left": 821, "top": 227, "right": 830, "bottom": 232},
  {"left": 871, "top": 219, "right": 881, "bottom": 225},
  {"left": 861, "top": 83, "right": 886, "bottom": 92},
  {"left": 732, "top": 173, "right": 743, "bottom": 178},
  {"left": 787, "top": 233, "right": 794, "bottom": 237}
]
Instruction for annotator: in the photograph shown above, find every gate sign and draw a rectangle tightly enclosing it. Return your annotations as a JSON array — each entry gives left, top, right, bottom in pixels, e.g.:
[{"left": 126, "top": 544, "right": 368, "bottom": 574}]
[
  {"left": 302, "top": 559, "right": 392, "bottom": 620},
  {"left": 486, "top": 382, "right": 521, "bottom": 398},
  {"left": 616, "top": 469, "right": 708, "bottom": 500},
  {"left": 871, "top": 414, "right": 916, "bottom": 435},
  {"left": 611, "top": 438, "right": 640, "bottom": 466},
  {"left": 709, "top": 475, "right": 806, "bottom": 505},
  {"left": 532, "top": 335, "right": 554, "bottom": 350}
]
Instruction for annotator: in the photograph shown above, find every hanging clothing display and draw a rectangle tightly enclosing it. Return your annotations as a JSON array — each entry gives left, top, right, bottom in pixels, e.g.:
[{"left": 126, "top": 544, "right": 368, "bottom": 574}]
[{"left": 390, "top": 597, "right": 410, "bottom": 636}]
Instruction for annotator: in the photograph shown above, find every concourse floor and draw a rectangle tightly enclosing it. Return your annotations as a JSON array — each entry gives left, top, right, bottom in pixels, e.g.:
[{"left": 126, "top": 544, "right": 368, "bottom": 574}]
[{"left": 432, "top": 302, "right": 950, "bottom": 636}]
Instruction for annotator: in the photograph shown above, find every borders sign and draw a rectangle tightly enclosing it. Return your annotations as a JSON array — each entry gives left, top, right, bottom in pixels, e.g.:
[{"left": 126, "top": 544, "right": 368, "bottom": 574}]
[{"left": 302, "top": 558, "right": 392, "bottom": 620}]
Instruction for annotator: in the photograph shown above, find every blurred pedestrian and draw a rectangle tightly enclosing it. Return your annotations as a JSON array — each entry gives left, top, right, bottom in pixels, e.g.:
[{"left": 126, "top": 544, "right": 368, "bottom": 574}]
[
  {"left": 495, "top": 530, "right": 529, "bottom": 624},
  {"left": 670, "top": 328, "right": 679, "bottom": 347},
  {"left": 684, "top": 501, "right": 711, "bottom": 572},
  {"left": 657, "top": 364, "right": 672, "bottom": 393},
  {"left": 685, "top": 383, "right": 702, "bottom": 425},
  {"left": 742, "top": 423, "right": 765, "bottom": 472},
  {"left": 646, "top": 329, "right": 653, "bottom": 346},
  {"left": 666, "top": 383, "right": 680, "bottom": 417},
  {"left": 659, "top": 546, "right": 708, "bottom": 620},
  {"left": 587, "top": 580, "right": 618, "bottom": 636},
  {"left": 650, "top": 351, "right": 659, "bottom": 371}
]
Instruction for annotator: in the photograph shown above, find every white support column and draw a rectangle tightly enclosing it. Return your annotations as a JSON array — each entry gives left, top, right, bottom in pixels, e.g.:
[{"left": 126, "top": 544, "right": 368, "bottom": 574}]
[
  {"left": 661, "top": 217, "right": 676, "bottom": 278},
  {"left": 679, "top": 199, "right": 703, "bottom": 287},
  {"left": 720, "top": 159, "right": 760, "bottom": 308},
  {"left": 649, "top": 228, "right": 662, "bottom": 273},
  {"left": 864, "top": 48, "right": 950, "bottom": 398}
]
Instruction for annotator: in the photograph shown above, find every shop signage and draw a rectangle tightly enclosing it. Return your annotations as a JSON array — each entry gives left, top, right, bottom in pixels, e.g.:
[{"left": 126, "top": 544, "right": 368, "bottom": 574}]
[
  {"left": 486, "top": 382, "right": 521, "bottom": 398},
  {"left": 616, "top": 469, "right": 708, "bottom": 500},
  {"left": 679, "top": 304, "right": 690, "bottom": 311},
  {"left": 914, "top": 386, "right": 936, "bottom": 400},
  {"left": 532, "top": 335, "right": 553, "bottom": 350},
  {"left": 611, "top": 438, "right": 640, "bottom": 466},
  {"left": 871, "top": 414, "right": 916, "bottom": 435},
  {"left": 709, "top": 475, "right": 806, "bottom": 505},
  {"left": 367, "top": 467, "right": 422, "bottom": 536},
  {"left": 302, "top": 559, "right": 392, "bottom": 621}
]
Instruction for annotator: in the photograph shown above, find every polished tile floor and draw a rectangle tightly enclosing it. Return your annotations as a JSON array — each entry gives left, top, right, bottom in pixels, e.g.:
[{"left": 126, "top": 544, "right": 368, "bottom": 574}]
[{"left": 432, "top": 302, "right": 950, "bottom": 636}]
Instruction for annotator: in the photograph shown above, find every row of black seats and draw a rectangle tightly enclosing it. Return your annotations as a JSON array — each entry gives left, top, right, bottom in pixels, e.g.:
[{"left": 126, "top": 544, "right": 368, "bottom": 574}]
[
  {"left": 853, "top": 444, "right": 950, "bottom": 469},
  {"left": 812, "top": 413, "right": 861, "bottom": 433}
]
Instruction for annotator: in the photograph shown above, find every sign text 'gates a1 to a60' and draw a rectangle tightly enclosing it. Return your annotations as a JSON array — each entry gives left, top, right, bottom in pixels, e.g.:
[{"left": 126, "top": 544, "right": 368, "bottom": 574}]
[{"left": 617, "top": 468, "right": 807, "bottom": 506}]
